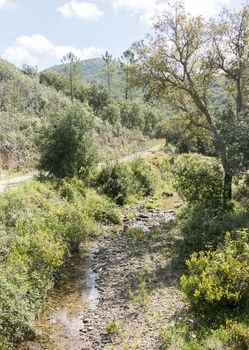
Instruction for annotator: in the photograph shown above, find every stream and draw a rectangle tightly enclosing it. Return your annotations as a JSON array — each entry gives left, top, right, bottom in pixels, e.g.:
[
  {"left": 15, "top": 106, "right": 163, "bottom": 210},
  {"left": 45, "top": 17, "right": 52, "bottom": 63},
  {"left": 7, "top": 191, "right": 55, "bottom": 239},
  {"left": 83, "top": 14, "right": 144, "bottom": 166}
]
[{"left": 18, "top": 242, "right": 99, "bottom": 350}]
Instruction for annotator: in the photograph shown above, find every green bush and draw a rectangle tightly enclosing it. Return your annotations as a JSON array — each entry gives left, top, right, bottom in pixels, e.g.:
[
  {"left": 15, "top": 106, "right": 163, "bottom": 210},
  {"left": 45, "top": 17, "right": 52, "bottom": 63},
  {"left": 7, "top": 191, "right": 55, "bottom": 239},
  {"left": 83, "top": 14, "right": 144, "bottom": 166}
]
[
  {"left": 0, "top": 178, "right": 120, "bottom": 346},
  {"left": 174, "top": 154, "right": 223, "bottom": 206},
  {"left": 226, "top": 321, "right": 249, "bottom": 349},
  {"left": 96, "top": 163, "right": 132, "bottom": 205},
  {"left": 130, "top": 158, "right": 160, "bottom": 196},
  {"left": 178, "top": 202, "right": 249, "bottom": 253},
  {"left": 181, "top": 229, "right": 249, "bottom": 313},
  {"left": 96, "top": 157, "right": 167, "bottom": 205},
  {"left": 39, "top": 102, "right": 97, "bottom": 179}
]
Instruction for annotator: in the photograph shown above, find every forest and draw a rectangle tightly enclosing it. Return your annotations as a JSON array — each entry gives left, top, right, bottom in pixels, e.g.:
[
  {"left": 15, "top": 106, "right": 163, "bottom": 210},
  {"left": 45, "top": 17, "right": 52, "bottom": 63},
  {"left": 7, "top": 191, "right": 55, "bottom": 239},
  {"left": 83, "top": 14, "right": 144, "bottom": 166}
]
[{"left": 1, "top": 1, "right": 249, "bottom": 349}]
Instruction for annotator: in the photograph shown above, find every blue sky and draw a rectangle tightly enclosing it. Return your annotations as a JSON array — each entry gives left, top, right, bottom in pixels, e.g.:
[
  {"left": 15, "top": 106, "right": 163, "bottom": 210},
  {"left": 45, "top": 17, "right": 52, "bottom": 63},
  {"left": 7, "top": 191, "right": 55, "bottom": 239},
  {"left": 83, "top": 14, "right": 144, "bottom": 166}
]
[{"left": 0, "top": 0, "right": 242, "bottom": 70}]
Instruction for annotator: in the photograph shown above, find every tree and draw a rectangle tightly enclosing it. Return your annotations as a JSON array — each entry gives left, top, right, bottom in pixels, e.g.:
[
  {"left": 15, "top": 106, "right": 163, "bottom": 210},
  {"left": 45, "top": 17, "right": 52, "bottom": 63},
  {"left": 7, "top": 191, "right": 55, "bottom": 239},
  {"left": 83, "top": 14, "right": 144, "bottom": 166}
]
[
  {"left": 61, "top": 52, "right": 81, "bottom": 102},
  {"left": 21, "top": 64, "right": 38, "bottom": 77},
  {"left": 119, "top": 49, "right": 137, "bottom": 99},
  {"left": 134, "top": 2, "right": 249, "bottom": 203},
  {"left": 86, "top": 82, "right": 110, "bottom": 116},
  {"left": 39, "top": 103, "right": 97, "bottom": 179},
  {"left": 39, "top": 70, "right": 68, "bottom": 93},
  {"left": 102, "top": 51, "right": 116, "bottom": 93}
]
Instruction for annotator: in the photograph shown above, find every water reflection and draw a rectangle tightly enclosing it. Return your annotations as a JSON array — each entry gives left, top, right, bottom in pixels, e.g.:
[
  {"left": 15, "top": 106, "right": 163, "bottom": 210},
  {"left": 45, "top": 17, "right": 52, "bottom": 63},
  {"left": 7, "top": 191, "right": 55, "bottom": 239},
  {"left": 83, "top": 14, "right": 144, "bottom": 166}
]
[{"left": 18, "top": 243, "right": 99, "bottom": 350}]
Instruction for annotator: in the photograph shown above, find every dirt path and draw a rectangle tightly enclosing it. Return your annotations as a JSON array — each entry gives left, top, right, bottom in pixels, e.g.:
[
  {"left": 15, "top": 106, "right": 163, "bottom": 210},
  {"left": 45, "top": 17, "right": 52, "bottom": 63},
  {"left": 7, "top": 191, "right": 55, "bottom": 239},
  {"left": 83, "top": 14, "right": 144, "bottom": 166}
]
[
  {"left": 0, "top": 144, "right": 164, "bottom": 193},
  {"left": 78, "top": 201, "right": 185, "bottom": 350},
  {"left": 0, "top": 175, "right": 33, "bottom": 192}
]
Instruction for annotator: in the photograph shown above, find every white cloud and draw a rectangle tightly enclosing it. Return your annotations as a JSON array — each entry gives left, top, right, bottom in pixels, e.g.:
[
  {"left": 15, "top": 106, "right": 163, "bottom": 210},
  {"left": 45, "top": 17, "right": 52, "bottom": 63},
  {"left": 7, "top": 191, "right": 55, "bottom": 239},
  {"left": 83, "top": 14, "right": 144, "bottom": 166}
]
[
  {"left": 110, "top": 0, "right": 156, "bottom": 13},
  {"left": 110, "top": 0, "right": 233, "bottom": 24},
  {"left": 0, "top": 0, "right": 14, "bottom": 10},
  {"left": 2, "top": 46, "right": 38, "bottom": 66},
  {"left": 184, "top": 0, "right": 231, "bottom": 17},
  {"left": 1, "top": 34, "right": 105, "bottom": 68},
  {"left": 52, "top": 45, "right": 104, "bottom": 60},
  {"left": 16, "top": 35, "right": 53, "bottom": 54},
  {"left": 58, "top": 1, "right": 103, "bottom": 20}
]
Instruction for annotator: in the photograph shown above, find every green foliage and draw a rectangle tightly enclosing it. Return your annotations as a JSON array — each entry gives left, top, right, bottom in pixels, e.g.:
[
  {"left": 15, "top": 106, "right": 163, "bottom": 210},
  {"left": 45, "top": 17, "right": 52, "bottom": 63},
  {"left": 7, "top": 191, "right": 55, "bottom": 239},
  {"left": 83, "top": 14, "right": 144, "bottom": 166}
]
[
  {"left": 21, "top": 64, "right": 38, "bottom": 77},
  {"left": 86, "top": 82, "right": 110, "bottom": 116},
  {"left": 158, "top": 325, "right": 202, "bottom": 350},
  {"left": 106, "top": 319, "right": 122, "bottom": 335},
  {"left": 226, "top": 321, "right": 249, "bottom": 349},
  {"left": 0, "top": 59, "right": 70, "bottom": 170},
  {"left": 101, "top": 101, "right": 121, "bottom": 125},
  {"left": 0, "top": 179, "right": 120, "bottom": 346},
  {"left": 174, "top": 154, "right": 223, "bottom": 206},
  {"left": 130, "top": 157, "right": 160, "bottom": 196},
  {"left": 96, "top": 156, "right": 166, "bottom": 205},
  {"left": 39, "top": 69, "right": 69, "bottom": 94},
  {"left": 181, "top": 229, "right": 249, "bottom": 313},
  {"left": 96, "top": 163, "right": 132, "bottom": 205},
  {"left": 159, "top": 114, "right": 215, "bottom": 156},
  {"left": 39, "top": 102, "right": 97, "bottom": 179}
]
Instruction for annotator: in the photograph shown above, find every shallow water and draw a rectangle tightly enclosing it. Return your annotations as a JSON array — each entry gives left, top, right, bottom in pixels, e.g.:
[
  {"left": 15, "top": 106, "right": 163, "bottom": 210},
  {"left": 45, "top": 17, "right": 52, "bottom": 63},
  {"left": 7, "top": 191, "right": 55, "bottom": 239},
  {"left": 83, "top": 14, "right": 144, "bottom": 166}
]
[{"left": 18, "top": 243, "right": 99, "bottom": 350}]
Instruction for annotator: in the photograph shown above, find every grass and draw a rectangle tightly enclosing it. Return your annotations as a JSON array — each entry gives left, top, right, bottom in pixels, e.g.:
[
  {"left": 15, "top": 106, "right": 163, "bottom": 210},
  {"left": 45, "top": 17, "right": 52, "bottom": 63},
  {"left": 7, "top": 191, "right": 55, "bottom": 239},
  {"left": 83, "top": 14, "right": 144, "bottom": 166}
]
[{"left": 106, "top": 319, "right": 122, "bottom": 335}]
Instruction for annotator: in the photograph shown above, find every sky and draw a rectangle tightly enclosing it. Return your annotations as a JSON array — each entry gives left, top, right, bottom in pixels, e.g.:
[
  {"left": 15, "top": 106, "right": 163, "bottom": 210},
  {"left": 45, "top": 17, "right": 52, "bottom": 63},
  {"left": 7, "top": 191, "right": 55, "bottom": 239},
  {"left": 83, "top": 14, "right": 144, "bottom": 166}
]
[{"left": 0, "top": 0, "right": 243, "bottom": 70}]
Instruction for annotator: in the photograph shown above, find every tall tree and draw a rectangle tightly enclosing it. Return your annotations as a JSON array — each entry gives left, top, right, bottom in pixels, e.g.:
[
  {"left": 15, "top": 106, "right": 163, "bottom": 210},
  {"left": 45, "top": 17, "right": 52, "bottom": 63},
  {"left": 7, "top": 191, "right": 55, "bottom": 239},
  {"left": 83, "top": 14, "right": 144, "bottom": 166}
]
[
  {"left": 119, "top": 49, "right": 136, "bottom": 99},
  {"left": 134, "top": 1, "right": 249, "bottom": 203},
  {"left": 102, "top": 51, "right": 116, "bottom": 93},
  {"left": 61, "top": 52, "right": 81, "bottom": 102}
]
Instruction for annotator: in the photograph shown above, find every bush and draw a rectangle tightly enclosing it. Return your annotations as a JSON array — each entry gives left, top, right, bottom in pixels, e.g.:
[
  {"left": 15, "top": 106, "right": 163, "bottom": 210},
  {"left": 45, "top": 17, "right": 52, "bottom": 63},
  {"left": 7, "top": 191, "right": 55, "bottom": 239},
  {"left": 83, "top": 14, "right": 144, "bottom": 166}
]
[
  {"left": 39, "top": 102, "right": 97, "bottom": 179},
  {"left": 178, "top": 201, "right": 249, "bottom": 253},
  {"left": 130, "top": 158, "right": 160, "bottom": 196},
  {"left": 226, "top": 321, "right": 249, "bottom": 349},
  {"left": 96, "top": 163, "right": 132, "bottom": 205},
  {"left": 174, "top": 154, "right": 223, "bottom": 206},
  {"left": 0, "top": 179, "right": 120, "bottom": 346},
  {"left": 181, "top": 229, "right": 249, "bottom": 314}
]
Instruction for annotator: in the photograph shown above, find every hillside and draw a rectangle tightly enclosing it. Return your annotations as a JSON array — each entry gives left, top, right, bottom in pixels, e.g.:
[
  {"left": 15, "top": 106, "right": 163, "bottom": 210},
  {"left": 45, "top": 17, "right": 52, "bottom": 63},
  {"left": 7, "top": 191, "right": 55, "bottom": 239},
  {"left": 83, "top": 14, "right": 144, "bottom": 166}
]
[
  {"left": 48, "top": 57, "right": 127, "bottom": 98},
  {"left": 50, "top": 57, "right": 105, "bottom": 84},
  {"left": 0, "top": 58, "right": 162, "bottom": 172}
]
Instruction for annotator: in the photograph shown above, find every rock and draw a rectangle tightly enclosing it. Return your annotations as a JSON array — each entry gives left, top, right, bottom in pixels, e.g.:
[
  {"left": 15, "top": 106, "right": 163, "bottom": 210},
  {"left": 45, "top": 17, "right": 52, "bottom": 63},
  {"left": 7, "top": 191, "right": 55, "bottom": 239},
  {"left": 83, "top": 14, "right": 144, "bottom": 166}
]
[
  {"left": 162, "top": 191, "right": 174, "bottom": 197},
  {"left": 165, "top": 209, "right": 175, "bottom": 214},
  {"left": 138, "top": 213, "right": 150, "bottom": 219},
  {"left": 132, "top": 224, "right": 150, "bottom": 233}
]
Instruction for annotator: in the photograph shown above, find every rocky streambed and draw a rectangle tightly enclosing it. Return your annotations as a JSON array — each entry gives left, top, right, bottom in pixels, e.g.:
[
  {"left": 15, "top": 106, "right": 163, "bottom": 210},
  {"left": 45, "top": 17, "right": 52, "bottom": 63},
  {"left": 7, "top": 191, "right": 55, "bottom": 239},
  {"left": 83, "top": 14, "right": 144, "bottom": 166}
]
[{"left": 19, "top": 197, "right": 185, "bottom": 350}]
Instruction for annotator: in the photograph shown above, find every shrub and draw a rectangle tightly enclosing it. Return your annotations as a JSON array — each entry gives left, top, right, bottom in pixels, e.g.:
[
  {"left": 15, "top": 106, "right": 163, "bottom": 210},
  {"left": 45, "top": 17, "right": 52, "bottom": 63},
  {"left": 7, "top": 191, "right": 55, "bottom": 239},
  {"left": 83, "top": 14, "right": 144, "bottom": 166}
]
[
  {"left": 0, "top": 178, "right": 120, "bottom": 346},
  {"left": 226, "top": 321, "right": 249, "bottom": 349},
  {"left": 181, "top": 229, "right": 249, "bottom": 314},
  {"left": 174, "top": 154, "right": 223, "bottom": 206},
  {"left": 96, "top": 163, "right": 132, "bottom": 205},
  {"left": 39, "top": 102, "right": 97, "bottom": 179},
  {"left": 130, "top": 158, "right": 160, "bottom": 196},
  {"left": 101, "top": 102, "right": 121, "bottom": 126},
  {"left": 178, "top": 201, "right": 249, "bottom": 253}
]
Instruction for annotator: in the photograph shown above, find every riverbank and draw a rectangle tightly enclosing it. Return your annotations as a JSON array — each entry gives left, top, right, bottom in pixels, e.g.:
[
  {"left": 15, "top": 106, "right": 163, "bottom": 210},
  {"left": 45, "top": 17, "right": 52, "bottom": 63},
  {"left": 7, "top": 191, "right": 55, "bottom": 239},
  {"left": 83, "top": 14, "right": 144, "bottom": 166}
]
[{"left": 19, "top": 196, "right": 185, "bottom": 350}]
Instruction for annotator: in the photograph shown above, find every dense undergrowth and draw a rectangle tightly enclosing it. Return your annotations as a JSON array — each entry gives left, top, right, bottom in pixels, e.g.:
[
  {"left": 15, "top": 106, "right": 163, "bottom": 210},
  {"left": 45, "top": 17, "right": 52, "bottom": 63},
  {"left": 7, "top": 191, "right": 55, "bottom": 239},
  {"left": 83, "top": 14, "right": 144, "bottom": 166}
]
[
  {"left": 0, "top": 152, "right": 170, "bottom": 348},
  {"left": 0, "top": 58, "right": 163, "bottom": 172},
  {"left": 0, "top": 178, "right": 120, "bottom": 348},
  {"left": 158, "top": 153, "right": 249, "bottom": 350}
]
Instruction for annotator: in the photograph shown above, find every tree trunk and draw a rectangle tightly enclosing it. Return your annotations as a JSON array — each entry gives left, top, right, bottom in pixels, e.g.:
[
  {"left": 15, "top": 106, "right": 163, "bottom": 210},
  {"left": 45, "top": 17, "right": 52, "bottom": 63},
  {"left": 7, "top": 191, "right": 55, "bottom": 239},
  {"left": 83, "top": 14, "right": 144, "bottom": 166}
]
[
  {"left": 70, "top": 62, "right": 73, "bottom": 102},
  {"left": 107, "top": 72, "right": 111, "bottom": 93},
  {"left": 236, "top": 78, "right": 242, "bottom": 116},
  {"left": 223, "top": 172, "right": 233, "bottom": 204}
]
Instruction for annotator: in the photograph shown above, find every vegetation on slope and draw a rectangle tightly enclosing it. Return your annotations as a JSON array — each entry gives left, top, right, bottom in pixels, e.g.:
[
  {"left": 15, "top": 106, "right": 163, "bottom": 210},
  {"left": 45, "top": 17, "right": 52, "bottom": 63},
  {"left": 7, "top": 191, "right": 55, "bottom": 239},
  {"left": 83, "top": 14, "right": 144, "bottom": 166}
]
[{"left": 0, "top": 58, "right": 164, "bottom": 172}]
